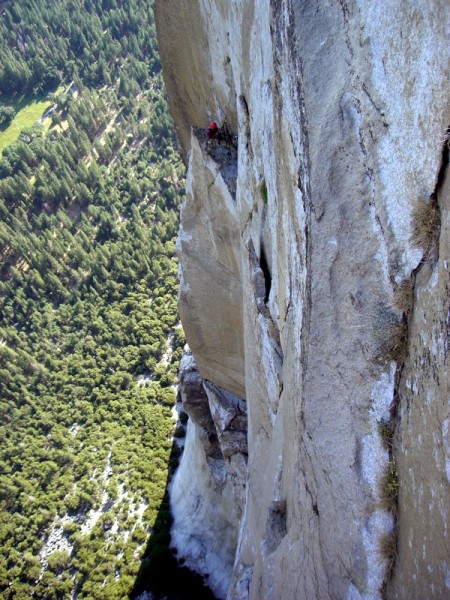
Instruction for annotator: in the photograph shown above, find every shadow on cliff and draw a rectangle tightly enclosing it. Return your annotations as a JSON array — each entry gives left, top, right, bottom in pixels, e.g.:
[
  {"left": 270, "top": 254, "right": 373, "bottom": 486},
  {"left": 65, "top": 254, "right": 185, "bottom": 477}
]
[{"left": 130, "top": 439, "right": 218, "bottom": 600}]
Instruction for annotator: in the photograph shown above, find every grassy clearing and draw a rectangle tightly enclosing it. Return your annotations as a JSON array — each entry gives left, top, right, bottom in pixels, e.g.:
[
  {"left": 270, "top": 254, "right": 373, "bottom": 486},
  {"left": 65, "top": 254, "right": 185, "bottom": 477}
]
[{"left": 0, "top": 96, "right": 53, "bottom": 154}]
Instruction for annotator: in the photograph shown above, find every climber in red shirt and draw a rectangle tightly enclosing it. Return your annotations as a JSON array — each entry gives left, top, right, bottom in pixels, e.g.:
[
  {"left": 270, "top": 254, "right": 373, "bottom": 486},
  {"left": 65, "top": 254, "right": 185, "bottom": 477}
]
[{"left": 207, "top": 121, "right": 219, "bottom": 141}]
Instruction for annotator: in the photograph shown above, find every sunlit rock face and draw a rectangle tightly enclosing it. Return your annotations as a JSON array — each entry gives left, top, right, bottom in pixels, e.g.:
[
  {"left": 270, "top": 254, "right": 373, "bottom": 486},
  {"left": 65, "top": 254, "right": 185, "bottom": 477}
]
[
  {"left": 156, "top": 1, "right": 450, "bottom": 598},
  {"left": 176, "top": 132, "right": 245, "bottom": 400},
  {"left": 170, "top": 355, "right": 247, "bottom": 599},
  {"left": 391, "top": 168, "right": 450, "bottom": 600}
]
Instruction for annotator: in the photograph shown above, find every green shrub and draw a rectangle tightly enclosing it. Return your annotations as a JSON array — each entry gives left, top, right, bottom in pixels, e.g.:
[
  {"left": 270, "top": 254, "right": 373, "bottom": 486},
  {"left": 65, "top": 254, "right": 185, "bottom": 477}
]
[
  {"left": 378, "top": 460, "right": 398, "bottom": 514},
  {"left": 259, "top": 179, "right": 268, "bottom": 204},
  {"left": 47, "top": 550, "right": 70, "bottom": 575}
]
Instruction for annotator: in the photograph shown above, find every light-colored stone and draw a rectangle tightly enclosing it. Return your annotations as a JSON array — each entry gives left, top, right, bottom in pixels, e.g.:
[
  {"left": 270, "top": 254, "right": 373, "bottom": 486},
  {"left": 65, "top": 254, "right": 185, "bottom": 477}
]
[
  {"left": 171, "top": 355, "right": 247, "bottom": 600},
  {"left": 178, "top": 354, "right": 224, "bottom": 468},
  {"left": 170, "top": 422, "right": 236, "bottom": 600},
  {"left": 156, "top": 0, "right": 450, "bottom": 598},
  {"left": 390, "top": 163, "right": 450, "bottom": 600},
  {"left": 154, "top": 1, "right": 237, "bottom": 156},
  {"left": 177, "top": 133, "right": 245, "bottom": 399},
  {"left": 204, "top": 380, "right": 247, "bottom": 458}
]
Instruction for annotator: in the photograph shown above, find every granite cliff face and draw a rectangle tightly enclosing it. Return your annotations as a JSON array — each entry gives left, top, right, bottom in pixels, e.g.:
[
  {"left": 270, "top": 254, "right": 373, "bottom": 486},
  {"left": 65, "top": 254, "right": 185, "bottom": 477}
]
[{"left": 154, "top": 1, "right": 450, "bottom": 599}]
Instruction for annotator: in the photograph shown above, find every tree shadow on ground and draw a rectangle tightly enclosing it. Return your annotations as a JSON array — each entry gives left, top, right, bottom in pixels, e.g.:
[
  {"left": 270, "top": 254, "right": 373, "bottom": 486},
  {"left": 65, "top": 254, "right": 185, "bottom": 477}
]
[{"left": 130, "top": 440, "right": 218, "bottom": 600}]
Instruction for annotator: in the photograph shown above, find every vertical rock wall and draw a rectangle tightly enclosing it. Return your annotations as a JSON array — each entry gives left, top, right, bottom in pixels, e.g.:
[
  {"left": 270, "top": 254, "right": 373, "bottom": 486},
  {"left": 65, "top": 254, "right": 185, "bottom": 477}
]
[
  {"left": 390, "top": 159, "right": 450, "bottom": 599},
  {"left": 170, "top": 355, "right": 247, "bottom": 599},
  {"left": 176, "top": 132, "right": 245, "bottom": 399},
  {"left": 155, "top": 1, "right": 450, "bottom": 598}
]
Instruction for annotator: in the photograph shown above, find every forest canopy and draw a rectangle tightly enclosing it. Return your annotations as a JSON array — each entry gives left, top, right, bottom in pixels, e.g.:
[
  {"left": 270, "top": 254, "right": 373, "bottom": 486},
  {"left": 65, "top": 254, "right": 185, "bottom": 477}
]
[{"left": 0, "top": 1, "right": 188, "bottom": 598}]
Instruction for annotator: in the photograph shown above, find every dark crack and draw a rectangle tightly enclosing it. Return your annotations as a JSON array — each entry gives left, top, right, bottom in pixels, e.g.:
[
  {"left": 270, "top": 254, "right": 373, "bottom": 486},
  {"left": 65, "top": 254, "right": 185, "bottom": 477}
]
[{"left": 383, "top": 125, "right": 449, "bottom": 595}]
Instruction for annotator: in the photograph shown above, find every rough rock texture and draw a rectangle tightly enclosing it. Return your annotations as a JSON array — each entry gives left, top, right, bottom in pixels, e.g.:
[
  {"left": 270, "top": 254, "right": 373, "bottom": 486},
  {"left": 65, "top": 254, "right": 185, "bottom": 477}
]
[
  {"left": 155, "top": 1, "right": 450, "bottom": 598},
  {"left": 170, "top": 355, "right": 247, "bottom": 598},
  {"left": 177, "top": 354, "right": 224, "bottom": 468},
  {"left": 176, "top": 132, "right": 244, "bottom": 399},
  {"left": 153, "top": 2, "right": 238, "bottom": 156},
  {"left": 390, "top": 168, "right": 450, "bottom": 599}
]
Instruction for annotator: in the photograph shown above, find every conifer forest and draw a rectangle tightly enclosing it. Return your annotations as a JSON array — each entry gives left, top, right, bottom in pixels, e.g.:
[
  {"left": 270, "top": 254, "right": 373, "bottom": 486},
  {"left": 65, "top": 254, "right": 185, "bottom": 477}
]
[{"left": 0, "top": 1, "right": 193, "bottom": 598}]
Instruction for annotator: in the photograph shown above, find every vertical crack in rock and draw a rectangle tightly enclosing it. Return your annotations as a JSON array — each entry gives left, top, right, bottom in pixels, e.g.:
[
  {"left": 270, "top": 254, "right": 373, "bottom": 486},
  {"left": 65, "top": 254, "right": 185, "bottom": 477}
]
[
  {"left": 178, "top": 354, "right": 224, "bottom": 471},
  {"left": 155, "top": 1, "right": 450, "bottom": 598},
  {"left": 247, "top": 238, "right": 268, "bottom": 315},
  {"left": 259, "top": 243, "right": 272, "bottom": 305},
  {"left": 388, "top": 127, "right": 450, "bottom": 599}
]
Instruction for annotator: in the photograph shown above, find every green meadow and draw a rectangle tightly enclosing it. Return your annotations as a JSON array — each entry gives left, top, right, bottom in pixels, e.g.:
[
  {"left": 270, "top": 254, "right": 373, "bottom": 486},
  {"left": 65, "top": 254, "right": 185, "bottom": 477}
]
[{"left": 0, "top": 96, "right": 54, "bottom": 154}]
